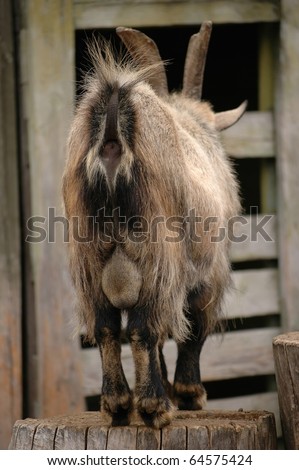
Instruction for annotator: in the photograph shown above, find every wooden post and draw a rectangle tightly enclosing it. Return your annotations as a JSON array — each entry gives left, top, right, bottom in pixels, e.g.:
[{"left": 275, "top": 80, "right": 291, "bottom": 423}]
[
  {"left": 273, "top": 332, "right": 299, "bottom": 449},
  {"left": 0, "top": 0, "right": 22, "bottom": 449},
  {"left": 16, "top": 0, "right": 84, "bottom": 418},
  {"left": 275, "top": 0, "right": 299, "bottom": 331},
  {"left": 9, "top": 410, "right": 277, "bottom": 450}
]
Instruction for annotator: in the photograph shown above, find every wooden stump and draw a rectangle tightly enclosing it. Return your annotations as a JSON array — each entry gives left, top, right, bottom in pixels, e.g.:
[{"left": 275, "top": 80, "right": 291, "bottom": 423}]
[
  {"left": 273, "top": 332, "right": 299, "bottom": 449},
  {"left": 9, "top": 410, "right": 277, "bottom": 450}
]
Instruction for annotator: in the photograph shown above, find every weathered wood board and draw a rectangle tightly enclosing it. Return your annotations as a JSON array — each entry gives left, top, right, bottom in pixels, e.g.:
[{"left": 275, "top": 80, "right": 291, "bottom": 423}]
[
  {"left": 226, "top": 269, "right": 279, "bottom": 318},
  {"left": 0, "top": 0, "right": 22, "bottom": 450},
  {"left": 273, "top": 332, "right": 299, "bottom": 449},
  {"left": 74, "top": 0, "right": 280, "bottom": 29},
  {"left": 17, "top": 0, "right": 84, "bottom": 418},
  {"left": 222, "top": 111, "right": 274, "bottom": 158},
  {"left": 9, "top": 410, "right": 277, "bottom": 450},
  {"left": 275, "top": 0, "right": 299, "bottom": 331},
  {"left": 230, "top": 214, "right": 277, "bottom": 262}
]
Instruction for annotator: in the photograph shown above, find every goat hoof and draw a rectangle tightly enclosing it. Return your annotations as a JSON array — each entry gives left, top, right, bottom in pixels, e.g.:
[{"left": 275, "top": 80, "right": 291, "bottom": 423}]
[
  {"left": 137, "top": 396, "right": 173, "bottom": 429},
  {"left": 101, "top": 393, "right": 133, "bottom": 426},
  {"left": 173, "top": 382, "right": 207, "bottom": 410}
]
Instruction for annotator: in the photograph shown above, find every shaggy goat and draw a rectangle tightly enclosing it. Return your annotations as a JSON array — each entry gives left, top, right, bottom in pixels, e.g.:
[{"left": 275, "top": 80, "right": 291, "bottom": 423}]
[{"left": 62, "top": 22, "right": 246, "bottom": 429}]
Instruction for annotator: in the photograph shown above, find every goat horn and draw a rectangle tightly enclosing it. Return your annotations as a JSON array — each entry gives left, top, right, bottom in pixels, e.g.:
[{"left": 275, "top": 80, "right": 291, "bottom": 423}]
[
  {"left": 182, "top": 21, "right": 212, "bottom": 99},
  {"left": 215, "top": 100, "right": 248, "bottom": 131},
  {"left": 116, "top": 26, "right": 168, "bottom": 96}
]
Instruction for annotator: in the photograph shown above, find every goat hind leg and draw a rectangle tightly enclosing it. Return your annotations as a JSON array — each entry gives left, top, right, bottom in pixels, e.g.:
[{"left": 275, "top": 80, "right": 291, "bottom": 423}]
[
  {"left": 127, "top": 308, "right": 173, "bottom": 428},
  {"left": 95, "top": 304, "right": 133, "bottom": 426},
  {"left": 173, "top": 291, "right": 207, "bottom": 410}
]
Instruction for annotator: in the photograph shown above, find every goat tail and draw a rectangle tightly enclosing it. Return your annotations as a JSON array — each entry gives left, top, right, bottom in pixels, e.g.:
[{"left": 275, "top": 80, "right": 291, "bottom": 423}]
[
  {"left": 99, "top": 85, "right": 124, "bottom": 182},
  {"left": 103, "top": 85, "right": 120, "bottom": 143}
]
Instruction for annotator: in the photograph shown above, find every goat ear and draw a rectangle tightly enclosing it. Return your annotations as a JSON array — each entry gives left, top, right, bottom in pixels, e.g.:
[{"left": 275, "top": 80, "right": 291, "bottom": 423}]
[
  {"left": 215, "top": 100, "right": 247, "bottom": 131},
  {"left": 116, "top": 27, "right": 168, "bottom": 96}
]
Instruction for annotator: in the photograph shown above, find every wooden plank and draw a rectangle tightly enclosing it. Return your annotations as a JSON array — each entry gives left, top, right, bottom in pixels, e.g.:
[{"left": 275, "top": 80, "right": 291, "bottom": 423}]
[
  {"left": 17, "top": 0, "right": 84, "bottom": 418},
  {"left": 82, "top": 326, "right": 280, "bottom": 395},
  {"left": 230, "top": 214, "right": 277, "bottom": 262},
  {"left": 273, "top": 332, "right": 299, "bottom": 449},
  {"left": 0, "top": 0, "right": 22, "bottom": 450},
  {"left": 74, "top": 1, "right": 280, "bottom": 29},
  {"left": 275, "top": 0, "right": 299, "bottom": 331},
  {"left": 221, "top": 112, "right": 274, "bottom": 158},
  {"left": 226, "top": 268, "right": 279, "bottom": 319}
]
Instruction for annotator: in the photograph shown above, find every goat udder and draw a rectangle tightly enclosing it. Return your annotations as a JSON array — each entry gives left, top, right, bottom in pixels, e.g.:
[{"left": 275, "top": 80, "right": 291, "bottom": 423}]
[{"left": 101, "top": 247, "right": 142, "bottom": 310}]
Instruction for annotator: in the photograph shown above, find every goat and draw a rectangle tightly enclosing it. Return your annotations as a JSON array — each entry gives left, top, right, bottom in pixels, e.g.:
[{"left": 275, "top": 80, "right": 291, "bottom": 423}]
[{"left": 62, "top": 22, "right": 246, "bottom": 429}]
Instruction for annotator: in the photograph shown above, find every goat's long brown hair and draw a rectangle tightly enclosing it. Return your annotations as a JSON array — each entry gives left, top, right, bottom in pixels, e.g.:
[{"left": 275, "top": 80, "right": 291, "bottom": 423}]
[
  {"left": 63, "top": 23, "right": 245, "bottom": 428},
  {"left": 63, "top": 33, "right": 242, "bottom": 344}
]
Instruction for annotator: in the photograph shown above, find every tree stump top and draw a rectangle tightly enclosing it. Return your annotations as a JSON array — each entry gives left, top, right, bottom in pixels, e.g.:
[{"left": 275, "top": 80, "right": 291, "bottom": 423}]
[
  {"left": 273, "top": 331, "right": 299, "bottom": 346},
  {"left": 9, "top": 410, "right": 277, "bottom": 450}
]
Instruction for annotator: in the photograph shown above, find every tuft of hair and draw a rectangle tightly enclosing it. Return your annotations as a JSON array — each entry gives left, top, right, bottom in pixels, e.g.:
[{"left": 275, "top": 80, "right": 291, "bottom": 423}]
[{"left": 84, "top": 37, "right": 167, "bottom": 94}]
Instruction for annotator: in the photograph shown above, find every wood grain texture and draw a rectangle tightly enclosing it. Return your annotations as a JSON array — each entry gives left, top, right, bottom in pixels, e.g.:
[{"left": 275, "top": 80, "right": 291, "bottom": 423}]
[
  {"left": 137, "top": 427, "right": 161, "bottom": 450},
  {"left": 230, "top": 214, "right": 277, "bottom": 262},
  {"left": 275, "top": 0, "right": 299, "bottom": 331},
  {"left": 107, "top": 427, "right": 137, "bottom": 450},
  {"left": 161, "top": 424, "right": 187, "bottom": 449},
  {"left": 86, "top": 426, "right": 108, "bottom": 450},
  {"left": 32, "top": 421, "right": 57, "bottom": 450},
  {"left": 0, "top": 0, "right": 22, "bottom": 450},
  {"left": 55, "top": 425, "right": 87, "bottom": 450},
  {"left": 273, "top": 332, "right": 299, "bottom": 449},
  {"left": 226, "top": 268, "right": 279, "bottom": 319},
  {"left": 74, "top": 1, "right": 280, "bottom": 29},
  {"left": 17, "top": 0, "right": 84, "bottom": 418},
  {"left": 8, "top": 419, "right": 37, "bottom": 450},
  {"left": 222, "top": 112, "right": 274, "bottom": 158},
  {"left": 9, "top": 410, "right": 277, "bottom": 450},
  {"left": 187, "top": 423, "right": 210, "bottom": 449}
]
